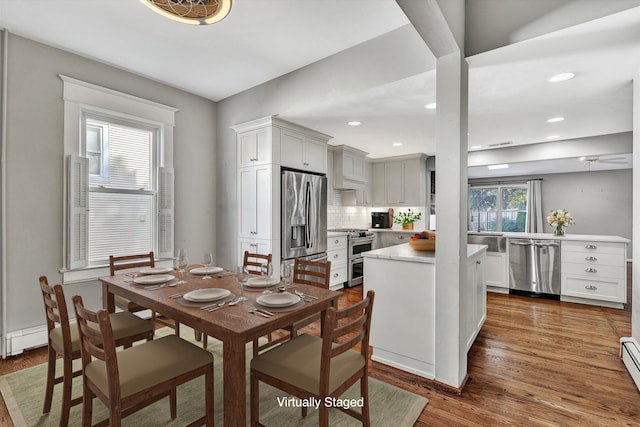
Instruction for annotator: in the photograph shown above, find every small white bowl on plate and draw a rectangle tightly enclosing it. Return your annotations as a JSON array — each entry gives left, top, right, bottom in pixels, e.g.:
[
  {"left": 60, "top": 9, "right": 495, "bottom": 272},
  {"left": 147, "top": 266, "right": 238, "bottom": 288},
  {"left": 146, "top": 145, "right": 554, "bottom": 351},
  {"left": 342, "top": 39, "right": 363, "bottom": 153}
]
[
  {"left": 245, "top": 277, "right": 279, "bottom": 288},
  {"left": 140, "top": 266, "right": 174, "bottom": 275},
  {"left": 256, "top": 292, "right": 301, "bottom": 308},
  {"left": 183, "top": 288, "right": 231, "bottom": 302},
  {"left": 190, "top": 266, "right": 224, "bottom": 275},
  {"left": 133, "top": 274, "right": 175, "bottom": 285}
]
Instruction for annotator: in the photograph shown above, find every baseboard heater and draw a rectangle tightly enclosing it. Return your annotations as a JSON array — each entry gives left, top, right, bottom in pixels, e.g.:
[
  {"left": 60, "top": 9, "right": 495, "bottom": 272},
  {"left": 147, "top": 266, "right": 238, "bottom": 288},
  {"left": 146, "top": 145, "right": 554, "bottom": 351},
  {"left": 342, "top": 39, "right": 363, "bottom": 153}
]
[{"left": 620, "top": 337, "right": 640, "bottom": 392}]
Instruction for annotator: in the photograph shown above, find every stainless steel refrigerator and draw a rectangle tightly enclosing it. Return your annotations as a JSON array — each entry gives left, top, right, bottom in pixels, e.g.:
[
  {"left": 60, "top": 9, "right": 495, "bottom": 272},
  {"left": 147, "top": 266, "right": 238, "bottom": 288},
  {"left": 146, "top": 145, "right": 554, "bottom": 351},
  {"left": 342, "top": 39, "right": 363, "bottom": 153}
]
[{"left": 281, "top": 169, "right": 327, "bottom": 261}]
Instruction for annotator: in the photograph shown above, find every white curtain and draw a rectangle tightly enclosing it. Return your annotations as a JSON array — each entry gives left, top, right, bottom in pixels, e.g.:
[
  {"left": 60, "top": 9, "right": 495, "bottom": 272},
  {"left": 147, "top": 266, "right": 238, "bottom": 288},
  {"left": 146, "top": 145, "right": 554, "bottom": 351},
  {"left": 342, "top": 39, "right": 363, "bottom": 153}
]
[{"left": 526, "top": 180, "right": 543, "bottom": 232}]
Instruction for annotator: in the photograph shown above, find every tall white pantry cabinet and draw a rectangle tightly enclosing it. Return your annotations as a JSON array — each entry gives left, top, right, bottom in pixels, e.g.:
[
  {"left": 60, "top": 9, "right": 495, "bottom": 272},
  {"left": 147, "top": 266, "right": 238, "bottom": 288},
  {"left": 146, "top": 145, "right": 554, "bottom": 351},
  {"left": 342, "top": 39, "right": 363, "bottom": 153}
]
[{"left": 232, "top": 116, "right": 331, "bottom": 271}]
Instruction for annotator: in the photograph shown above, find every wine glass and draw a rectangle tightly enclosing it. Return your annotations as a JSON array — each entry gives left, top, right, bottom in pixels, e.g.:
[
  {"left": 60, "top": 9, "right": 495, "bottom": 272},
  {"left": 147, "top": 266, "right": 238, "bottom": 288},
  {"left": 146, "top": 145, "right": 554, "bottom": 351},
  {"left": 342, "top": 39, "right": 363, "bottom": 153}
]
[
  {"left": 176, "top": 248, "right": 189, "bottom": 284},
  {"left": 202, "top": 252, "right": 214, "bottom": 279},
  {"left": 280, "top": 262, "right": 292, "bottom": 288},
  {"left": 236, "top": 266, "right": 249, "bottom": 301},
  {"left": 261, "top": 261, "right": 273, "bottom": 279}
]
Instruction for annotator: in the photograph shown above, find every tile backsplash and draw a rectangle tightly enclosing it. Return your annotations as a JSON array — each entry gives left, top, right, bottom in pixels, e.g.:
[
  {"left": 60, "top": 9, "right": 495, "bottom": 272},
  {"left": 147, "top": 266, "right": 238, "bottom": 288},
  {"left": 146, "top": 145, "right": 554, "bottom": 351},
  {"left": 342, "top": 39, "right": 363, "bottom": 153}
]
[{"left": 328, "top": 188, "right": 426, "bottom": 231}]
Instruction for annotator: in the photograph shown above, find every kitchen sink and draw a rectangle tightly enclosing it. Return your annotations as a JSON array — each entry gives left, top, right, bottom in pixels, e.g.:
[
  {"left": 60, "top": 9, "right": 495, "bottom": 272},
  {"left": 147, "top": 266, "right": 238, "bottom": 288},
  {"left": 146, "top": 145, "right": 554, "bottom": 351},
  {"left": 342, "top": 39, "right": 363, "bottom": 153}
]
[{"left": 467, "top": 233, "right": 507, "bottom": 252}]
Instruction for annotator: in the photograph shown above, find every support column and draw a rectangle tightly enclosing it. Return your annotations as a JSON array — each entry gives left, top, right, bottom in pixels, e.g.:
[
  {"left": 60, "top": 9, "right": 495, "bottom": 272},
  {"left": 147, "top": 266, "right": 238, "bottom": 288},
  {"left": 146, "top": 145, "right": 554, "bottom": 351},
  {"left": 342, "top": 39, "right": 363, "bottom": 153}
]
[{"left": 397, "top": 0, "right": 468, "bottom": 388}]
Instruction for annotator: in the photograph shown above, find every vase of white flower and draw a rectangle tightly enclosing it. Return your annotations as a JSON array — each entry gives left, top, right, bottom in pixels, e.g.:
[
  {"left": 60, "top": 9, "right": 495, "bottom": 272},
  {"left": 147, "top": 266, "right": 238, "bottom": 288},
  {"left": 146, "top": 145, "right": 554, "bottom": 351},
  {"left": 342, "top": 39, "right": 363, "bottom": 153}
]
[{"left": 547, "top": 209, "right": 574, "bottom": 236}]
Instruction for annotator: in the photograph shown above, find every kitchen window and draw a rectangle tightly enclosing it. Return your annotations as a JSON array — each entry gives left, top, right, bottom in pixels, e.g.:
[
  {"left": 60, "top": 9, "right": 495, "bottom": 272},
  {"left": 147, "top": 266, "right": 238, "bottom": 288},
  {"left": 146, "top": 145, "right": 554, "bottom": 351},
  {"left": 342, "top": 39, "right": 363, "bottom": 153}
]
[
  {"left": 61, "top": 76, "right": 177, "bottom": 277},
  {"left": 469, "top": 184, "right": 528, "bottom": 232}
]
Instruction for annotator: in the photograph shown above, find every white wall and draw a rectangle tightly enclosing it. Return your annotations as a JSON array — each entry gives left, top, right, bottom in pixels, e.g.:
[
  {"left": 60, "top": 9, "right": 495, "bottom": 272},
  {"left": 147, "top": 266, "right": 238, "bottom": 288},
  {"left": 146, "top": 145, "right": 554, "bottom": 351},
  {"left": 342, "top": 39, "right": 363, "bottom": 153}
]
[{"left": 1, "top": 32, "right": 217, "bottom": 334}]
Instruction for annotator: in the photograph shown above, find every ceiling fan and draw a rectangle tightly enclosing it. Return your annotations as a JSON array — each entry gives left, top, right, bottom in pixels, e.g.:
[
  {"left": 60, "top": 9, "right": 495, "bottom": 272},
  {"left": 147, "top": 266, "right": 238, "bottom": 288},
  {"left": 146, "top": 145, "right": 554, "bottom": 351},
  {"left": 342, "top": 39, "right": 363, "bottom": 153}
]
[{"left": 578, "top": 155, "right": 629, "bottom": 170}]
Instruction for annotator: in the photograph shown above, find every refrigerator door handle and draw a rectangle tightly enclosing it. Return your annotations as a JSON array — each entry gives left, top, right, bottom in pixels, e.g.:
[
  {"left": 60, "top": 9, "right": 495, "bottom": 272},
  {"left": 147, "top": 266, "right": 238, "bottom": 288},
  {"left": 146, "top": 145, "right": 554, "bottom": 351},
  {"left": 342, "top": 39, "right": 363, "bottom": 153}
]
[{"left": 305, "top": 181, "right": 312, "bottom": 249}]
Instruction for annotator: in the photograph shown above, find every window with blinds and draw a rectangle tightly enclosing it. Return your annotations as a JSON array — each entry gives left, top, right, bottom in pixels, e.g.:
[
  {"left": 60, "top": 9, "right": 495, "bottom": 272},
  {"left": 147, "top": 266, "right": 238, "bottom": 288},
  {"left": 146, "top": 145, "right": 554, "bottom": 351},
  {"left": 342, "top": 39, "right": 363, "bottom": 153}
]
[{"left": 85, "top": 116, "right": 156, "bottom": 265}]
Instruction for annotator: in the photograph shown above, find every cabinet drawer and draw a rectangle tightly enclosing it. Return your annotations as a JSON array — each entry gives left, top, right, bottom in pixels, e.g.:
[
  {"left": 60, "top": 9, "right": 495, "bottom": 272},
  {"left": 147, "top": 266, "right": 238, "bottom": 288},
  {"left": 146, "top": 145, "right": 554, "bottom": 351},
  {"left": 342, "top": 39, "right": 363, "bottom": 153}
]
[
  {"left": 562, "top": 240, "right": 625, "bottom": 255},
  {"left": 561, "top": 251, "right": 624, "bottom": 266},
  {"left": 328, "top": 235, "right": 348, "bottom": 250},
  {"left": 330, "top": 266, "right": 347, "bottom": 285},
  {"left": 561, "top": 262, "right": 625, "bottom": 279},
  {"left": 328, "top": 249, "right": 348, "bottom": 265},
  {"left": 562, "top": 275, "right": 624, "bottom": 302}
]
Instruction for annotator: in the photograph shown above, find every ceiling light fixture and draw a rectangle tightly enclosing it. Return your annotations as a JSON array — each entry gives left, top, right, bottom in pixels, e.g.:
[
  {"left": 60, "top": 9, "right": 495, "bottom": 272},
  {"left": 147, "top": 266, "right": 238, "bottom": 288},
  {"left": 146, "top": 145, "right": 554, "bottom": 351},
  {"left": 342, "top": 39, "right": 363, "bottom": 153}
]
[
  {"left": 548, "top": 72, "right": 575, "bottom": 83},
  {"left": 140, "top": 0, "right": 232, "bottom": 25},
  {"left": 424, "top": 102, "right": 437, "bottom": 110},
  {"left": 487, "top": 164, "right": 509, "bottom": 170},
  {"left": 392, "top": 142, "right": 403, "bottom": 147},
  {"left": 546, "top": 135, "right": 560, "bottom": 139},
  {"left": 547, "top": 117, "right": 565, "bottom": 123},
  {"left": 347, "top": 121, "right": 361, "bottom": 126}
]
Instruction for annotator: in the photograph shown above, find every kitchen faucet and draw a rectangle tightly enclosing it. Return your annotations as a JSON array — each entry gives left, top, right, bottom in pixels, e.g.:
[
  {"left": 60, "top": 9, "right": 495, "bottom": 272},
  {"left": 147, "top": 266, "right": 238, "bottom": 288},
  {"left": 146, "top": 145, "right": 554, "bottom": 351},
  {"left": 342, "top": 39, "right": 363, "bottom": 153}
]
[{"left": 471, "top": 204, "right": 482, "bottom": 232}]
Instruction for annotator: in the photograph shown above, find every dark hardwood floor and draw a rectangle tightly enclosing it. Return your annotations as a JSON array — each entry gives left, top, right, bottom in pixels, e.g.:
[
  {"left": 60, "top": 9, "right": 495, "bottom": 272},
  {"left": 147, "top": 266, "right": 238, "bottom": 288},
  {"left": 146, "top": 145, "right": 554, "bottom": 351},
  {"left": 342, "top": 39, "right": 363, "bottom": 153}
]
[{"left": 2, "top": 269, "right": 638, "bottom": 426}]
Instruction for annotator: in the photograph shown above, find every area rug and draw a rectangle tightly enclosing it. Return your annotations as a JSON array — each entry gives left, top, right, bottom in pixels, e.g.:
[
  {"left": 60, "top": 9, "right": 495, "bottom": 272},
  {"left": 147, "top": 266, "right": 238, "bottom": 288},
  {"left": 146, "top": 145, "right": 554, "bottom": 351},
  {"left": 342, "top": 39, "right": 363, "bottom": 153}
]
[{"left": 0, "top": 327, "right": 427, "bottom": 426}]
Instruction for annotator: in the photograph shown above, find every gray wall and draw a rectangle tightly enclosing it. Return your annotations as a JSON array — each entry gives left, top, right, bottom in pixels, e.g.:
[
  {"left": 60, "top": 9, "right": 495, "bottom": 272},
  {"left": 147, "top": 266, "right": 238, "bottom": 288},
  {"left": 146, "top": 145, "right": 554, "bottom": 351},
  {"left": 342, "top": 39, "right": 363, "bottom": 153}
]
[
  {"left": 471, "top": 169, "right": 633, "bottom": 256},
  {"left": 2, "top": 32, "right": 217, "bottom": 333}
]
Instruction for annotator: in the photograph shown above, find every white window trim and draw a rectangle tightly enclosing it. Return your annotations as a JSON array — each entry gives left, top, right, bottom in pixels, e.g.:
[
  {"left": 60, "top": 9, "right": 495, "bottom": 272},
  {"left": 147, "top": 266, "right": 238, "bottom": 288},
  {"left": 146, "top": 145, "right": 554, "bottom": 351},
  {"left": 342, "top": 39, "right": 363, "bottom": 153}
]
[{"left": 60, "top": 76, "right": 178, "bottom": 284}]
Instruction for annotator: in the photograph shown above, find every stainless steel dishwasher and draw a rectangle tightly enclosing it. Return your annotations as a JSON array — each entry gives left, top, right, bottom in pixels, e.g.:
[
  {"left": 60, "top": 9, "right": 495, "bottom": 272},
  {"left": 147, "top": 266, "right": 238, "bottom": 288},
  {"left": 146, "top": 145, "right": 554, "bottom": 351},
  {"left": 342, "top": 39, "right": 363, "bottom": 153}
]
[{"left": 508, "top": 238, "right": 561, "bottom": 298}]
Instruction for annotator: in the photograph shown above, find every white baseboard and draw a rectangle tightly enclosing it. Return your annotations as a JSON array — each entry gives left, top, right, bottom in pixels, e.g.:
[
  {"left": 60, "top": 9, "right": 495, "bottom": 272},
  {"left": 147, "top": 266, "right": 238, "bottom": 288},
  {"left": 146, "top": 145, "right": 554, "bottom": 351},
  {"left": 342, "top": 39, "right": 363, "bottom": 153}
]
[{"left": 620, "top": 337, "right": 640, "bottom": 392}]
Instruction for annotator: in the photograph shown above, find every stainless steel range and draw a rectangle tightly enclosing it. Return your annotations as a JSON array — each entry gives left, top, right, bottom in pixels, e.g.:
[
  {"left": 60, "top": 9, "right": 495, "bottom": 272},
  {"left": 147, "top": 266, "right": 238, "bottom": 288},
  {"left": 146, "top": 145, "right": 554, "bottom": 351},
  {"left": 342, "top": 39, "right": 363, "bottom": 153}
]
[{"left": 330, "top": 228, "right": 375, "bottom": 287}]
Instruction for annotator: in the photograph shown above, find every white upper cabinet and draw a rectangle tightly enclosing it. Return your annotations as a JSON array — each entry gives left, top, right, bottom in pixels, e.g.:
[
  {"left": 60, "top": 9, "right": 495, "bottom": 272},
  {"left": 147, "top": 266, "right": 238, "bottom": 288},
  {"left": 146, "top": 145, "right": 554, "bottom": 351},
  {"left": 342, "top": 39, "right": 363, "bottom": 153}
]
[
  {"left": 280, "top": 128, "right": 328, "bottom": 173},
  {"left": 332, "top": 145, "right": 368, "bottom": 190},
  {"left": 237, "top": 127, "right": 273, "bottom": 167},
  {"left": 370, "top": 154, "right": 427, "bottom": 207}
]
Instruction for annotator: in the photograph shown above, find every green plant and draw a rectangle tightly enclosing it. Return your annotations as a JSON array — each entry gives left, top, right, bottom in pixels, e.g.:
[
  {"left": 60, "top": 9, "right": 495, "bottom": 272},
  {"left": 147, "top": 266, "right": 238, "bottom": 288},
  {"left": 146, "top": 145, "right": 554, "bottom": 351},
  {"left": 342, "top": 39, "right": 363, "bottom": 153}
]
[{"left": 393, "top": 209, "right": 423, "bottom": 225}]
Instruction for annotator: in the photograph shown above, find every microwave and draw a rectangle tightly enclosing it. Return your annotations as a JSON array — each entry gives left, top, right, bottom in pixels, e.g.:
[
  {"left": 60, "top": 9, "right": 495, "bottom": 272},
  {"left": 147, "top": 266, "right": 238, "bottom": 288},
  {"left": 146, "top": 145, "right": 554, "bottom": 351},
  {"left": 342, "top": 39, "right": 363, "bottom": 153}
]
[{"left": 371, "top": 212, "right": 391, "bottom": 229}]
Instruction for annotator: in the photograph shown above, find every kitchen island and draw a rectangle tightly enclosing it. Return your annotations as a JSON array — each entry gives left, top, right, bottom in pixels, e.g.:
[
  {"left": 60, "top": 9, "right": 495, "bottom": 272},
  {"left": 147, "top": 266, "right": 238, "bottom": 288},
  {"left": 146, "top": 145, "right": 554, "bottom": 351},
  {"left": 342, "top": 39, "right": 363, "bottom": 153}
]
[{"left": 363, "top": 243, "right": 487, "bottom": 381}]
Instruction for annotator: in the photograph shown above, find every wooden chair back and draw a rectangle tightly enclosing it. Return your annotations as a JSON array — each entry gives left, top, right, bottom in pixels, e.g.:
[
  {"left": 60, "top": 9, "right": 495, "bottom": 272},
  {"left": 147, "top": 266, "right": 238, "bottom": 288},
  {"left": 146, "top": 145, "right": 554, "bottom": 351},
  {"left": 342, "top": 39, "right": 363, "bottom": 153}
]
[
  {"left": 292, "top": 258, "right": 331, "bottom": 289},
  {"left": 39, "top": 276, "right": 73, "bottom": 355},
  {"left": 109, "top": 251, "right": 155, "bottom": 276},
  {"left": 243, "top": 251, "right": 272, "bottom": 275}
]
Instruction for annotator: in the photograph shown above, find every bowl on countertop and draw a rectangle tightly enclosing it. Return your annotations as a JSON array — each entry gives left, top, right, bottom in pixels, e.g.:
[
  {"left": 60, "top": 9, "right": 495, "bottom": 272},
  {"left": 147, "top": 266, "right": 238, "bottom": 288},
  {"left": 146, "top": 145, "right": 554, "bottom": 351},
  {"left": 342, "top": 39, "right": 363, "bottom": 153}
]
[{"left": 409, "top": 239, "right": 436, "bottom": 251}]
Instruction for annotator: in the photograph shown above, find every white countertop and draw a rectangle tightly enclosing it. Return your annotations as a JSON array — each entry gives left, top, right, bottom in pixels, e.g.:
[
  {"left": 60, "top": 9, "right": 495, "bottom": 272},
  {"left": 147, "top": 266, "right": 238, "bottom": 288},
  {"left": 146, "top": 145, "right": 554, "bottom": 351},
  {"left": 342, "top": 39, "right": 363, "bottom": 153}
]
[
  {"left": 369, "top": 228, "right": 418, "bottom": 233},
  {"left": 468, "top": 231, "right": 630, "bottom": 243},
  {"left": 363, "top": 243, "right": 487, "bottom": 264},
  {"left": 328, "top": 231, "right": 349, "bottom": 237}
]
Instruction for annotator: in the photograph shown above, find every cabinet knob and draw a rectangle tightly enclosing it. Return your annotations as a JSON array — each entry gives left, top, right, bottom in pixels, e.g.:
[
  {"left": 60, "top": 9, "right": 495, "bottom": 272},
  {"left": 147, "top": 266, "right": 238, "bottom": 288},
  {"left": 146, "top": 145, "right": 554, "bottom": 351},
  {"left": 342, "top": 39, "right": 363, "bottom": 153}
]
[
  {"left": 477, "top": 260, "right": 482, "bottom": 265},
  {"left": 585, "top": 244, "right": 598, "bottom": 249},
  {"left": 585, "top": 267, "right": 597, "bottom": 273},
  {"left": 334, "top": 273, "right": 339, "bottom": 278},
  {"left": 334, "top": 239, "right": 339, "bottom": 244},
  {"left": 333, "top": 254, "right": 339, "bottom": 259},
  {"left": 399, "top": 236, "right": 405, "bottom": 240},
  {"left": 249, "top": 244, "right": 257, "bottom": 247},
  {"left": 585, "top": 284, "right": 598, "bottom": 290},
  {"left": 303, "top": 162, "right": 309, "bottom": 166},
  {"left": 585, "top": 256, "right": 598, "bottom": 261},
  {"left": 250, "top": 157, "right": 257, "bottom": 161}
]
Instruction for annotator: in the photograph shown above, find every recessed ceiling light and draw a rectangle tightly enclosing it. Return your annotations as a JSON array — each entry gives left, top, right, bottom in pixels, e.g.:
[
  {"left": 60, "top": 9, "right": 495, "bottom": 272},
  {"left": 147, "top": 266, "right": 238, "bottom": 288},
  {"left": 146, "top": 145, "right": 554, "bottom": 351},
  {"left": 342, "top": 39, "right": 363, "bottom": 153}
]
[
  {"left": 470, "top": 145, "right": 482, "bottom": 150},
  {"left": 548, "top": 72, "right": 575, "bottom": 83},
  {"left": 546, "top": 135, "right": 560, "bottom": 139},
  {"left": 487, "top": 164, "right": 509, "bottom": 170},
  {"left": 547, "top": 117, "right": 565, "bottom": 123},
  {"left": 347, "top": 121, "right": 361, "bottom": 126},
  {"left": 392, "top": 142, "right": 403, "bottom": 147},
  {"left": 424, "top": 102, "right": 437, "bottom": 110}
]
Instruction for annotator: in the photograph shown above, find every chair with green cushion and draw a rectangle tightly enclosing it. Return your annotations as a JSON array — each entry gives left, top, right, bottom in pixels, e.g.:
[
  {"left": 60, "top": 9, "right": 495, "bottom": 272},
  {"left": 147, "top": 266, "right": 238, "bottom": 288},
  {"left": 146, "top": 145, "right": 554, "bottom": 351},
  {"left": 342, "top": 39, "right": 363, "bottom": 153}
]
[
  {"left": 39, "top": 276, "right": 154, "bottom": 427},
  {"left": 72, "top": 295, "right": 214, "bottom": 427},
  {"left": 250, "top": 290, "right": 375, "bottom": 427}
]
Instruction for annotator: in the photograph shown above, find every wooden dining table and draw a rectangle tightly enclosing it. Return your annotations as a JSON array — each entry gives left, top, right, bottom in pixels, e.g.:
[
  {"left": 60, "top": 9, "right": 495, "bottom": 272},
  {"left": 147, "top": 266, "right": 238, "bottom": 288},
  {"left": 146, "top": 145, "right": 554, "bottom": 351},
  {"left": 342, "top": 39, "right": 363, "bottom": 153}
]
[{"left": 100, "top": 268, "right": 342, "bottom": 426}]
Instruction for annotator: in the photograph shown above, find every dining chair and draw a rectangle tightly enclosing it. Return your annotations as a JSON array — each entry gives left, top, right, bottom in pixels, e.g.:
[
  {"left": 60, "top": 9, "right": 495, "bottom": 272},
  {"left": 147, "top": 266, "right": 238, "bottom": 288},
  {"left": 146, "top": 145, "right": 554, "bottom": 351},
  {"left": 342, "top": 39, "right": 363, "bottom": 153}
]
[
  {"left": 109, "top": 252, "right": 180, "bottom": 336},
  {"left": 243, "top": 251, "right": 272, "bottom": 275},
  {"left": 39, "top": 276, "right": 154, "bottom": 427},
  {"left": 72, "top": 295, "right": 214, "bottom": 427},
  {"left": 252, "top": 258, "right": 332, "bottom": 356},
  {"left": 250, "top": 290, "right": 375, "bottom": 427}
]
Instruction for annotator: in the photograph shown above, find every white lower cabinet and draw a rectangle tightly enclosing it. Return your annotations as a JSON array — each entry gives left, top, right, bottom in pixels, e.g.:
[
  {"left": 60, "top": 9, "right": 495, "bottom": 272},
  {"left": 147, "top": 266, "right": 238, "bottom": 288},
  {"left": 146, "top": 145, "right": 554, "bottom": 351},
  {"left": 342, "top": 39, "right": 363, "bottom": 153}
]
[
  {"left": 465, "top": 251, "right": 487, "bottom": 351},
  {"left": 327, "top": 234, "right": 347, "bottom": 288},
  {"left": 561, "top": 240, "right": 627, "bottom": 307},
  {"left": 485, "top": 252, "right": 508, "bottom": 290},
  {"left": 239, "top": 238, "right": 272, "bottom": 262}
]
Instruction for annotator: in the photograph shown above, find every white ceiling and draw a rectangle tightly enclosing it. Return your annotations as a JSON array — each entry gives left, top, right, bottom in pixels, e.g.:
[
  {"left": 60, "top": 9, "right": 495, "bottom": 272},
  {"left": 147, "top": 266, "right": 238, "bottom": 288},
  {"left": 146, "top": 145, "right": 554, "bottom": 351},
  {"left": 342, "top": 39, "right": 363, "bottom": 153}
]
[{"left": 1, "top": 1, "right": 639, "bottom": 176}]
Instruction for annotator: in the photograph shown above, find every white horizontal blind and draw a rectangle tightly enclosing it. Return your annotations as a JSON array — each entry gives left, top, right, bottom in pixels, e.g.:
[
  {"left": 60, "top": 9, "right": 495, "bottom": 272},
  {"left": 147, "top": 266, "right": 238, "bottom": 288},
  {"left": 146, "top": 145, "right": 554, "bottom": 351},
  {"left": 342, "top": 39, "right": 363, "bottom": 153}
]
[{"left": 86, "top": 117, "right": 155, "bottom": 264}]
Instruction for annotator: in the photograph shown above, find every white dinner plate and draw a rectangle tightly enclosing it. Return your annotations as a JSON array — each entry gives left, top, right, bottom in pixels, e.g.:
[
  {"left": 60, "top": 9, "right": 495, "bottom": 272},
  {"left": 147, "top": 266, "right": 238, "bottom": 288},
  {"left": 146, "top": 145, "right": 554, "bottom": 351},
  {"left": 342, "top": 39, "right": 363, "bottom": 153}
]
[
  {"left": 133, "top": 274, "right": 175, "bottom": 285},
  {"left": 139, "top": 267, "right": 174, "bottom": 275},
  {"left": 256, "top": 292, "right": 301, "bottom": 308},
  {"left": 183, "top": 288, "right": 231, "bottom": 302},
  {"left": 190, "top": 266, "right": 224, "bottom": 275},
  {"left": 245, "top": 277, "right": 279, "bottom": 288}
]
